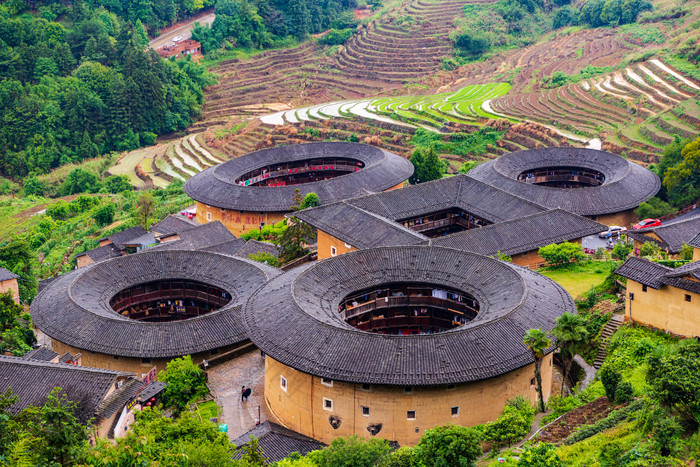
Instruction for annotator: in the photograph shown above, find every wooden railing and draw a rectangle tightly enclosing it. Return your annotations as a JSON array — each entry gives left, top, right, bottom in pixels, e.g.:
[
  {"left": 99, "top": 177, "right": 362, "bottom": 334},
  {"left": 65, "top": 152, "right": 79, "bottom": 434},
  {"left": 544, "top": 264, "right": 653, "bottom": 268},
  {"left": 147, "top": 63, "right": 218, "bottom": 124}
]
[
  {"left": 342, "top": 296, "right": 477, "bottom": 320},
  {"left": 111, "top": 288, "right": 229, "bottom": 314},
  {"left": 237, "top": 164, "right": 360, "bottom": 186}
]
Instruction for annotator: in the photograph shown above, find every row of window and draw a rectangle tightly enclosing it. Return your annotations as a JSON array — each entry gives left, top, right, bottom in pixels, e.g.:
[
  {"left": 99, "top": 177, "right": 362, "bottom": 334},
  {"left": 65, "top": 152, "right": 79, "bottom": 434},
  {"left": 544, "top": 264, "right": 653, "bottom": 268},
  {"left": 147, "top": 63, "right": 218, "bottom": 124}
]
[
  {"left": 638, "top": 286, "right": 692, "bottom": 302},
  {"left": 280, "top": 376, "right": 462, "bottom": 419}
]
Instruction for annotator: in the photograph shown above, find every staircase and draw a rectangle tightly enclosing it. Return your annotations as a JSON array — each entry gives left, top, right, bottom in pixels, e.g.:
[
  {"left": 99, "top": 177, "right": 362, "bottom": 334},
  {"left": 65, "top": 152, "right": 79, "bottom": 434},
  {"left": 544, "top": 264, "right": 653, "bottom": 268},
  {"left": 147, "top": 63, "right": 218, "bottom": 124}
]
[{"left": 593, "top": 314, "right": 625, "bottom": 369}]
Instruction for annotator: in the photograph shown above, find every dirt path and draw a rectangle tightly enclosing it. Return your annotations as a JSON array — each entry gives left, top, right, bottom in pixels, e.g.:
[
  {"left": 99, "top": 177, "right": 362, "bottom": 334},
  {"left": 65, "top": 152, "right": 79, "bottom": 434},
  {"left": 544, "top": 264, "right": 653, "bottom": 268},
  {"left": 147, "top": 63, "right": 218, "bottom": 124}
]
[{"left": 205, "top": 350, "right": 276, "bottom": 441}]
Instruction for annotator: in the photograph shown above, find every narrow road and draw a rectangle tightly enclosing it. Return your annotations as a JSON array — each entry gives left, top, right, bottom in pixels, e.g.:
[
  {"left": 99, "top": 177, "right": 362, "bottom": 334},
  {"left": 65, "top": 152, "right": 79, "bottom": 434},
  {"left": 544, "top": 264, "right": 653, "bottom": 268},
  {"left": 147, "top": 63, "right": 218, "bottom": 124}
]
[{"left": 149, "top": 13, "right": 215, "bottom": 50}]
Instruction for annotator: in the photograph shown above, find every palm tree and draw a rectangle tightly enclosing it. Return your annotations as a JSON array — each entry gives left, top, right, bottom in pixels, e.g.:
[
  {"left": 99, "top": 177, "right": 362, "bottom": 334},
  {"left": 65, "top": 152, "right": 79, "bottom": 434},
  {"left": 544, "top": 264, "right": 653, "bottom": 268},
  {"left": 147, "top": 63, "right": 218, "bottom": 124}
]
[
  {"left": 552, "top": 312, "right": 590, "bottom": 395},
  {"left": 523, "top": 328, "right": 552, "bottom": 412}
]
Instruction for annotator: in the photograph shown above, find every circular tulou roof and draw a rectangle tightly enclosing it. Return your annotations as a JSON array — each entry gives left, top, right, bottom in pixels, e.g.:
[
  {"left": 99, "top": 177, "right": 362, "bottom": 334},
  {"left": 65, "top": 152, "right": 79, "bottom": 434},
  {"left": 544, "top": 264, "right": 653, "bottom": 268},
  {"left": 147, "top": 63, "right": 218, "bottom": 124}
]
[
  {"left": 243, "top": 246, "right": 574, "bottom": 386},
  {"left": 184, "top": 142, "right": 414, "bottom": 212},
  {"left": 467, "top": 148, "right": 660, "bottom": 216},
  {"left": 31, "top": 250, "right": 279, "bottom": 358}
]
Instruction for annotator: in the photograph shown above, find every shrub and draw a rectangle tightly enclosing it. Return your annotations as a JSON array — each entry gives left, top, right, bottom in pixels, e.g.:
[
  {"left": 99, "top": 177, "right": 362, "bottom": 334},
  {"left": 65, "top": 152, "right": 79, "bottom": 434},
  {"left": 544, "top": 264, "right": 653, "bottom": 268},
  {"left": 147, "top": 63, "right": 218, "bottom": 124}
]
[
  {"left": 639, "top": 241, "right": 660, "bottom": 257},
  {"left": 92, "top": 204, "right": 115, "bottom": 227},
  {"left": 308, "top": 435, "right": 392, "bottom": 467},
  {"left": 484, "top": 397, "right": 535, "bottom": 449},
  {"left": 538, "top": 242, "right": 586, "bottom": 266},
  {"left": 317, "top": 28, "right": 354, "bottom": 46},
  {"left": 158, "top": 355, "right": 209, "bottom": 414},
  {"left": 517, "top": 442, "right": 563, "bottom": 466},
  {"left": 615, "top": 381, "right": 634, "bottom": 404},
  {"left": 301, "top": 192, "right": 321, "bottom": 209},
  {"left": 414, "top": 424, "right": 482, "bottom": 467},
  {"left": 600, "top": 364, "right": 621, "bottom": 401},
  {"left": 612, "top": 240, "right": 633, "bottom": 260},
  {"left": 248, "top": 252, "right": 280, "bottom": 267},
  {"left": 652, "top": 415, "right": 682, "bottom": 456}
]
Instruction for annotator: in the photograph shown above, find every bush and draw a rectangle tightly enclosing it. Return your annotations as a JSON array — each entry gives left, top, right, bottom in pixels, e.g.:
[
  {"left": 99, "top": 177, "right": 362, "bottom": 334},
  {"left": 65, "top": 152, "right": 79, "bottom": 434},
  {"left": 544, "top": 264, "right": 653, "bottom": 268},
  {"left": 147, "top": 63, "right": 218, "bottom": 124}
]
[
  {"left": 301, "top": 192, "right": 321, "bottom": 209},
  {"left": 308, "top": 435, "right": 392, "bottom": 467},
  {"left": 92, "top": 204, "right": 115, "bottom": 227},
  {"left": 538, "top": 242, "right": 586, "bottom": 266},
  {"left": 158, "top": 355, "right": 209, "bottom": 414},
  {"left": 639, "top": 241, "right": 660, "bottom": 257},
  {"left": 600, "top": 364, "right": 622, "bottom": 401},
  {"left": 518, "top": 442, "right": 563, "bottom": 466},
  {"left": 612, "top": 240, "right": 633, "bottom": 260},
  {"left": 484, "top": 397, "right": 535, "bottom": 449},
  {"left": 317, "top": 28, "right": 354, "bottom": 46},
  {"left": 652, "top": 415, "right": 682, "bottom": 456},
  {"left": 615, "top": 381, "right": 634, "bottom": 404},
  {"left": 634, "top": 197, "right": 674, "bottom": 219},
  {"left": 414, "top": 424, "right": 482, "bottom": 467}
]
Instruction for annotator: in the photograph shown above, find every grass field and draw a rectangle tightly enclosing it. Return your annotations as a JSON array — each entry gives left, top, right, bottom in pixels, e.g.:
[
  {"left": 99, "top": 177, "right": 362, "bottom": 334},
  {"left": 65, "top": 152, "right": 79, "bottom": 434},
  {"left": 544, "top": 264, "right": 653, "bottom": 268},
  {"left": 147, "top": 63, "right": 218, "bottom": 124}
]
[
  {"left": 196, "top": 400, "right": 221, "bottom": 423},
  {"left": 538, "top": 262, "right": 610, "bottom": 299}
]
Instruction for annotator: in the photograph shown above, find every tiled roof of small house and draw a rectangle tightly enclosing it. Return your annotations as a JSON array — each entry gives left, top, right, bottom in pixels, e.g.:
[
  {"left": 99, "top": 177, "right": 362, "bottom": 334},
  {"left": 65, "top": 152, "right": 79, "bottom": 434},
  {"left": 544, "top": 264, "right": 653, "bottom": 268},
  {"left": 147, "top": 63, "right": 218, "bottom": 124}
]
[
  {"left": 0, "top": 355, "right": 131, "bottom": 423},
  {"left": 150, "top": 221, "right": 236, "bottom": 252},
  {"left": 233, "top": 240, "right": 279, "bottom": 260},
  {"left": 200, "top": 238, "right": 248, "bottom": 256},
  {"left": 232, "top": 421, "right": 325, "bottom": 463},
  {"left": 151, "top": 215, "right": 199, "bottom": 236},
  {"left": 100, "top": 226, "right": 148, "bottom": 249},
  {"left": 184, "top": 142, "right": 413, "bottom": 212},
  {"left": 97, "top": 379, "right": 166, "bottom": 420},
  {"left": 627, "top": 214, "right": 700, "bottom": 254},
  {"left": 243, "top": 246, "right": 573, "bottom": 386},
  {"left": 689, "top": 232, "right": 700, "bottom": 249},
  {"left": 467, "top": 148, "right": 660, "bottom": 216},
  {"left": 77, "top": 243, "right": 122, "bottom": 263},
  {"left": 616, "top": 258, "right": 700, "bottom": 294},
  {"left": 23, "top": 347, "right": 59, "bottom": 362},
  {"left": 0, "top": 267, "right": 19, "bottom": 282},
  {"left": 31, "top": 250, "right": 280, "bottom": 358},
  {"left": 431, "top": 209, "right": 606, "bottom": 256}
]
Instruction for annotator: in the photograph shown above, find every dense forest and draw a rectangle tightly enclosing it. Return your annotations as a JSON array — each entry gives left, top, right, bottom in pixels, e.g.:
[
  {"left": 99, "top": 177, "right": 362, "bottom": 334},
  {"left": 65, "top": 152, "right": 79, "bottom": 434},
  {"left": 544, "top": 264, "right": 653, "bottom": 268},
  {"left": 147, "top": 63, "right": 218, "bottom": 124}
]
[
  {"left": 191, "top": 0, "right": 360, "bottom": 53},
  {"left": 0, "top": 2, "right": 214, "bottom": 178}
]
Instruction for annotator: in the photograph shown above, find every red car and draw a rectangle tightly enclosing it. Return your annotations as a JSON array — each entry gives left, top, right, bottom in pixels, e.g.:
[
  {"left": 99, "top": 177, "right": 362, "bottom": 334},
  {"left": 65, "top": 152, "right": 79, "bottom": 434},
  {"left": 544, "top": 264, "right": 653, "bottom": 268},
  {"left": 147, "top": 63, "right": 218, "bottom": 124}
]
[{"left": 633, "top": 218, "right": 661, "bottom": 230}]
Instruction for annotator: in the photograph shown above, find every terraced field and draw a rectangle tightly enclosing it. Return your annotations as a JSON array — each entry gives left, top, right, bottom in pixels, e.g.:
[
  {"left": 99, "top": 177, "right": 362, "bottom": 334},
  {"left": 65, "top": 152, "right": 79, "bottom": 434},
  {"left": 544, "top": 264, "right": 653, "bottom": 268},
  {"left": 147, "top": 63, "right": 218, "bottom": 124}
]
[
  {"left": 109, "top": 134, "right": 225, "bottom": 188},
  {"left": 260, "top": 82, "right": 511, "bottom": 132},
  {"left": 200, "top": 0, "right": 482, "bottom": 123},
  {"left": 488, "top": 59, "right": 700, "bottom": 163}
]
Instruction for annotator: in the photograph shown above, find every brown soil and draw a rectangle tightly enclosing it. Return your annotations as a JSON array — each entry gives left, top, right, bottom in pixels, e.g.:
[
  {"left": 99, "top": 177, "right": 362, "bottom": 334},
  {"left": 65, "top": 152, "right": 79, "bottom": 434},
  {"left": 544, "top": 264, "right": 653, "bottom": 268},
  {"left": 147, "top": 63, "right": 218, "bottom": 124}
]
[{"left": 537, "top": 397, "right": 614, "bottom": 444}]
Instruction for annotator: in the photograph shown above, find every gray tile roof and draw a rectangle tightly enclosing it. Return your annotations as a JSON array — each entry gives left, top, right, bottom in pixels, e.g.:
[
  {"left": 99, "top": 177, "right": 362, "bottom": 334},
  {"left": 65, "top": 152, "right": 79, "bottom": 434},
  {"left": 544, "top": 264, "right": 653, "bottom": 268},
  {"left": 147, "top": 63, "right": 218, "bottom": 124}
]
[
  {"left": 23, "top": 347, "right": 59, "bottom": 362},
  {"left": 431, "top": 209, "right": 607, "bottom": 256},
  {"left": 184, "top": 142, "right": 413, "bottom": 212},
  {"left": 295, "top": 175, "right": 547, "bottom": 249},
  {"left": 468, "top": 148, "right": 660, "bottom": 216},
  {"left": 150, "top": 221, "right": 236, "bottom": 252},
  {"left": 295, "top": 201, "right": 426, "bottom": 250},
  {"left": 616, "top": 258, "right": 700, "bottom": 294},
  {"left": 200, "top": 238, "right": 247, "bottom": 256},
  {"left": 0, "top": 355, "right": 130, "bottom": 423},
  {"left": 627, "top": 214, "right": 700, "bottom": 253},
  {"left": 122, "top": 233, "right": 157, "bottom": 248},
  {"left": 234, "top": 240, "right": 279, "bottom": 260},
  {"left": 243, "top": 246, "right": 574, "bottom": 386},
  {"left": 31, "top": 250, "right": 280, "bottom": 358},
  {"left": 97, "top": 379, "right": 166, "bottom": 419},
  {"left": 690, "top": 233, "right": 700, "bottom": 249},
  {"left": 232, "top": 421, "right": 325, "bottom": 463},
  {"left": 101, "top": 226, "right": 148, "bottom": 249},
  {"left": 77, "top": 243, "right": 122, "bottom": 262},
  {"left": 151, "top": 215, "right": 199, "bottom": 236},
  {"left": 0, "top": 267, "right": 18, "bottom": 282}
]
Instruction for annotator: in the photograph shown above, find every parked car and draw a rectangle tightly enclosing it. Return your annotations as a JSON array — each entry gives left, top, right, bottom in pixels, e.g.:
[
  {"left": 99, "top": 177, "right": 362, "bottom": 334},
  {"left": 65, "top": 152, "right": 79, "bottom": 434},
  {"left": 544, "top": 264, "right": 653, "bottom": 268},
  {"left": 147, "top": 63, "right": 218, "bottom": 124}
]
[
  {"left": 599, "top": 226, "right": 628, "bottom": 238},
  {"left": 633, "top": 218, "right": 661, "bottom": 230},
  {"left": 173, "top": 35, "right": 183, "bottom": 42}
]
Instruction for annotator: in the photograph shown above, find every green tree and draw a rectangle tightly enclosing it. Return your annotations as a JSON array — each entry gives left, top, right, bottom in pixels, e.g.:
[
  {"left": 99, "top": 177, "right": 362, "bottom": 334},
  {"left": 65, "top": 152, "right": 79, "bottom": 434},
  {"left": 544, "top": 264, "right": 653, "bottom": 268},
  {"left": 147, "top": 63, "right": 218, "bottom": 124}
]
[
  {"left": 552, "top": 312, "right": 589, "bottom": 395},
  {"left": 276, "top": 189, "right": 313, "bottom": 264},
  {"left": 136, "top": 191, "right": 156, "bottom": 228},
  {"left": 414, "top": 424, "right": 482, "bottom": 467},
  {"left": 680, "top": 242, "right": 694, "bottom": 261},
  {"left": 308, "top": 435, "right": 392, "bottom": 467},
  {"left": 0, "top": 237, "right": 37, "bottom": 303},
  {"left": 78, "top": 131, "right": 100, "bottom": 160},
  {"left": 484, "top": 404, "right": 532, "bottom": 450},
  {"left": 639, "top": 240, "right": 660, "bottom": 258},
  {"left": 634, "top": 197, "right": 674, "bottom": 220},
  {"left": 158, "top": 355, "right": 209, "bottom": 414},
  {"left": 517, "top": 442, "right": 563, "bottom": 466},
  {"left": 538, "top": 242, "right": 585, "bottom": 267},
  {"left": 647, "top": 340, "right": 700, "bottom": 427},
  {"left": 599, "top": 363, "right": 621, "bottom": 401},
  {"left": 19, "top": 388, "right": 89, "bottom": 466},
  {"left": 409, "top": 146, "right": 443, "bottom": 184},
  {"left": 60, "top": 168, "right": 101, "bottom": 196},
  {"left": 104, "top": 175, "right": 133, "bottom": 193},
  {"left": 286, "top": 0, "right": 311, "bottom": 39},
  {"left": 523, "top": 328, "right": 551, "bottom": 412},
  {"left": 611, "top": 240, "right": 633, "bottom": 260},
  {"left": 23, "top": 174, "right": 45, "bottom": 197},
  {"left": 664, "top": 136, "right": 700, "bottom": 207},
  {"left": 300, "top": 192, "right": 321, "bottom": 209},
  {"left": 92, "top": 204, "right": 115, "bottom": 226}
]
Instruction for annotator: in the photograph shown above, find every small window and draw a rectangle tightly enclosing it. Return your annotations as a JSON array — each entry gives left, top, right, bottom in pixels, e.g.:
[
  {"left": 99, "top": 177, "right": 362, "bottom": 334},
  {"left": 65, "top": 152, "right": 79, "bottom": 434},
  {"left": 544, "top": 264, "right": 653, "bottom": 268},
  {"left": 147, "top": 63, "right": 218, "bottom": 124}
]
[
  {"left": 323, "top": 397, "right": 333, "bottom": 411},
  {"left": 361, "top": 406, "right": 370, "bottom": 417},
  {"left": 686, "top": 294, "right": 692, "bottom": 303},
  {"left": 280, "top": 376, "right": 287, "bottom": 392},
  {"left": 206, "top": 212, "right": 212, "bottom": 221},
  {"left": 210, "top": 348, "right": 219, "bottom": 355},
  {"left": 530, "top": 377, "right": 536, "bottom": 385},
  {"left": 361, "top": 384, "right": 371, "bottom": 391},
  {"left": 404, "top": 386, "right": 413, "bottom": 394},
  {"left": 407, "top": 410, "right": 416, "bottom": 420},
  {"left": 321, "top": 378, "right": 333, "bottom": 387},
  {"left": 344, "top": 243, "right": 352, "bottom": 249},
  {"left": 642, "top": 285, "right": 648, "bottom": 292},
  {"left": 446, "top": 384, "right": 456, "bottom": 391},
  {"left": 451, "top": 406, "right": 460, "bottom": 417},
  {"left": 141, "top": 358, "right": 150, "bottom": 364},
  {"left": 113, "top": 355, "right": 119, "bottom": 360},
  {"left": 330, "top": 246, "right": 337, "bottom": 257}
]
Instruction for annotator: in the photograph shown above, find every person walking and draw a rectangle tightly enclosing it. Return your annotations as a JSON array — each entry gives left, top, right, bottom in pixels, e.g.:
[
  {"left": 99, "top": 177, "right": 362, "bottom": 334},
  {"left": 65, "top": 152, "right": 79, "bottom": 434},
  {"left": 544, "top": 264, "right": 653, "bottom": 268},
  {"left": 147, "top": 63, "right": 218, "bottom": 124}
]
[{"left": 241, "top": 386, "right": 246, "bottom": 402}]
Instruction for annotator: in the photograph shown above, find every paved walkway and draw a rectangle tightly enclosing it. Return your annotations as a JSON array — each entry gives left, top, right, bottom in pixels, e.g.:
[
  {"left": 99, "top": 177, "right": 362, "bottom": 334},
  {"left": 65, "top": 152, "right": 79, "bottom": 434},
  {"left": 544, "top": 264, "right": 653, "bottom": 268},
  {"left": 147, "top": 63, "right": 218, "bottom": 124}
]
[
  {"left": 206, "top": 350, "right": 276, "bottom": 441},
  {"left": 573, "top": 354, "right": 597, "bottom": 391}
]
